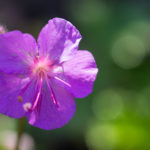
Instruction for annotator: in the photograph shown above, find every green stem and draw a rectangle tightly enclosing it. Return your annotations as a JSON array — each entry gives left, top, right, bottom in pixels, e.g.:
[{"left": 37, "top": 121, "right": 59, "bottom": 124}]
[{"left": 15, "top": 117, "right": 26, "bottom": 150}]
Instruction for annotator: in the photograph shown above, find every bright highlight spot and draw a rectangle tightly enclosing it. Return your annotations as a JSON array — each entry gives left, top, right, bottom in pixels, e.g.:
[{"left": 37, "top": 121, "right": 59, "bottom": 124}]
[{"left": 23, "top": 103, "right": 32, "bottom": 111}]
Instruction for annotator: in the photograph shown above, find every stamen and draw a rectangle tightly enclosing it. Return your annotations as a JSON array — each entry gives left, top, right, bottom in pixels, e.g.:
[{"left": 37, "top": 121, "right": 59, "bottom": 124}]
[
  {"left": 54, "top": 76, "right": 71, "bottom": 87},
  {"left": 30, "top": 76, "right": 43, "bottom": 111},
  {"left": 45, "top": 75, "right": 58, "bottom": 107},
  {"left": 37, "top": 94, "right": 42, "bottom": 115}
]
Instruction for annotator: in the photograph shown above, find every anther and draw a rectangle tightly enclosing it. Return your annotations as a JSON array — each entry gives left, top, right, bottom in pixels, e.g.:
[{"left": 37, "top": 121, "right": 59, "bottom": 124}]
[
  {"left": 17, "top": 96, "right": 23, "bottom": 103},
  {"left": 23, "top": 102, "right": 32, "bottom": 111}
]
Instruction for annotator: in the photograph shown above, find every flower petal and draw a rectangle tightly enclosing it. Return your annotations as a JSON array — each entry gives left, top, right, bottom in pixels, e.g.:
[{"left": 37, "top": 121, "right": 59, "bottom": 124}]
[
  {"left": 61, "top": 50, "right": 98, "bottom": 98},
  {"left": 0, "top": 73, "right": 36, "bottom": 118},
  {"left": 37, "top": 18, "right": 82, "bottom": 63},
  {"left": 27, "top": 79, "right": 76, "bottom": 130},
  {"left": 0, "top": 31, "right": 37, "bottom": 74}
]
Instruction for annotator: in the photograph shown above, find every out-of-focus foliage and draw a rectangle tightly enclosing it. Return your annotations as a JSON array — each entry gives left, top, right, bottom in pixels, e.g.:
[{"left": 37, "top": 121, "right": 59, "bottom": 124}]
[
  {"left": 87, "top": 89, "right": 150, "bottom": 150},
  {"left": 1, "top": 0, "right": 150, "bottom": 149}
]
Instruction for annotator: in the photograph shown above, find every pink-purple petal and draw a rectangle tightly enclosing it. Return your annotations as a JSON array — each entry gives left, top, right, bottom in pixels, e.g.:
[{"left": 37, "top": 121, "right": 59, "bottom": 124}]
[
  {"left": 0, "top": 73, "right": 36, "bottom": 118},
  {"left": 62, "top": 50, "right": 98, "bottom": 98},
  {"left": 0, "top": 31, "right": 37, "bottom": 74},
  {"left": 37, "top": 18, "right": 82, "bottom": 63},
  {"left": 27, "top": 79, "right": 76, "bottom": 130}
]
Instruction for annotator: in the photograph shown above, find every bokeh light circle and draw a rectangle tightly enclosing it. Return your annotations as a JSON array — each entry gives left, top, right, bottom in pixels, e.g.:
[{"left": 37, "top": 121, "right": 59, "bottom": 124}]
[{"left": 111, "top": 34, "right": 146, "bottom": 69}]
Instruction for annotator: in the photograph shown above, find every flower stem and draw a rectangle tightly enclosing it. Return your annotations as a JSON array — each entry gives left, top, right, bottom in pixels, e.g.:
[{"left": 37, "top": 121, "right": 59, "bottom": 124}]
[{"left": 15, "top": 117, "right": 26, "bottom": 150}]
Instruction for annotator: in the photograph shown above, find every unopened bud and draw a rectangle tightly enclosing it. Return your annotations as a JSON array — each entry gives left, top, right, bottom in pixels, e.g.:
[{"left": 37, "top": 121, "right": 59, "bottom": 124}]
[{"left": 0, "top": 25, "right": 7, "bottom": 34}]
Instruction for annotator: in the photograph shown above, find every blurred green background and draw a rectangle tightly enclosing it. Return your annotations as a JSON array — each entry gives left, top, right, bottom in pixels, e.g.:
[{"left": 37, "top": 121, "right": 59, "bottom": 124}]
[{"left": 1, "top": 0, "right": 150, "bottom": 150}]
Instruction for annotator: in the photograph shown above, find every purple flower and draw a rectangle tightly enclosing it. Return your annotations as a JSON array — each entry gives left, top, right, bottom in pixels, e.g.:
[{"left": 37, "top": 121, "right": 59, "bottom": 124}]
[{"left": 0, "top": 18, "right": 98, "bottom": 130}]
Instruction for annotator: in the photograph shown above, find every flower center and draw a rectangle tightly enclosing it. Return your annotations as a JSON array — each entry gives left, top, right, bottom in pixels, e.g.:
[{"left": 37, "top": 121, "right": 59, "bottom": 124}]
[
  {"left": 22, "top": 55, "right": 71, "bottom": 113},
  {"left": 32, "top": 57, "right": 52, "bottom": 75}
]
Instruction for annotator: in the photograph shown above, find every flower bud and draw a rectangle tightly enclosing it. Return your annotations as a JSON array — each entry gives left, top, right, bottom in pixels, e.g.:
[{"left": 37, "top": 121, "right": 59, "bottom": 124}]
[{"left": 0, "top": 25, "right": 7, "bottom": 34}]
